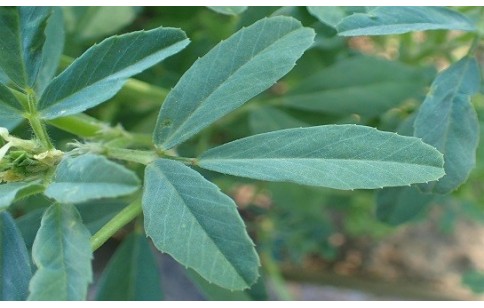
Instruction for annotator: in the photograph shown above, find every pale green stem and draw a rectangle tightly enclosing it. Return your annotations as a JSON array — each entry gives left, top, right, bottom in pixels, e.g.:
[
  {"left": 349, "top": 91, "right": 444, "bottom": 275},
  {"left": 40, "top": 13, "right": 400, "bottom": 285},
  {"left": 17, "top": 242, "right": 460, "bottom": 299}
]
[
  {"left": 25, "top": 91, "right": 53, "bottom": 150},
  {"left": 103, "top": 147, "right": 158, "bottom": 165},
  {"left": 27, "top": 116, "right": 54, "bottom": 150},
  {"left": 48, "top": 114, "right": 153, "bottom": 147},
  {"left": 91, "top": 197, "right": 143, "bottom": 252},
  {"left": 102, "top": 146, "right": 196, "bottom": 166},
  {"left": 47, "top": 114, "right": 105, "bottom": 137}
]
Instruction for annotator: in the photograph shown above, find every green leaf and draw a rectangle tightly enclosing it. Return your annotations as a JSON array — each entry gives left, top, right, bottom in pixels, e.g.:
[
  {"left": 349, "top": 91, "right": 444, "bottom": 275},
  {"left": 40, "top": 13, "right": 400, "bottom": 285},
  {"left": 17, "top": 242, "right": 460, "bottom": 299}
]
[
  {"left": 207, "top": 6, "right": 248, "bottom": 16},
  {"left": 0, "top": 82, "right": 23, "bottom": 129},
  {"left": 375, "top": 186, "right": 434, "bottom": 226},
  {"left": 187, "top": 269, "right": 267, "bottom": 300},
  {"left": 38, "top": 27, "right": 190, "bottom": 119},
  {"left": 0, "top": 83, "right": 24, "bottom": 113},
  {"left": 0, "top": 82, "right": 24, "bottom": 130},
  {"left": 45, "top": 154, "right": 140, "bottom": 203},
  {"left": 198, "top": 125, "right": 445, "bottom": 190},
  {"left": 96, "top": 233, "right": 163, "bottom": 300},
  {"left": 462, "top": 271, "right": 484, "bottom": 294},
  {"left": 414, "top": 57, "right": 480, "bottom": 194},
  {"left": 143, "top": 159, "right": 260, "bottom": 290},
  {"left": 307, "top": 7, "right": 346, "bottom": 28},
  {"left": 249, "top": 106, "right": 308, "bottom": 134},
  {"left": 374, "top": 114, "right": 435, "bottom": 226},
  {"left": 0, "top": 181, "right": 44, "bottom": 211},
  {"left": 307, "top": 7, "right": 367, "bottom": 28},
  {"left": 277, "top": 56, "right": 432, "bottom": 117},
  {"left": 17, "top": 200, "right": 120, "bottom": 248},
  {"left": 0, "top": 68, "right": 8, "bottom": 85},
  {"left": 64, "top": 7, "right": 140, "bottom": 41},
  {"left": 0, "top": 118, "right": 22, "bottom": 130},
  {"left": 337, "top": 7, "right": 476, "bottom": 36},
  {"left": 16, "top": 208, "right": 45, "bottom": 250},
  {"left": 28, "top": 203, "right": 92, "bottom": 300},
  {"left": 35, "top": 7, "right": 65, "bottom": 96},
  {"left": 0, "top": 211, "right": 31, "bottom": 300},
  {"left": 0, "top": 7, "right": 52, "bottom": 88},
  {"left": 76, "top": 200, "right": 127, "bottom": 234},
  {"left": 154, "top": 16, "right": 315, "bottom": 150}
]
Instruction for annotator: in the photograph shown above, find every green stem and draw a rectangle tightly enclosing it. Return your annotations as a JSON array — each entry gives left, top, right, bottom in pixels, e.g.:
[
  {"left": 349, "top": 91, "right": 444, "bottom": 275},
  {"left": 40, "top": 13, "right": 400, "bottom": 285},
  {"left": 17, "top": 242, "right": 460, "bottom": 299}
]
[
  {"left": 119, "top": 78, "right": 169, "bottom": 105},
  {"left": 27, "top": 115, "right": 53, "bottom": 150},
  {"left": 104, "top": 147, "right": 158, "bottom": 165},
  {"left": 159, "top": 152, "right": 197, "bottom": 165},
  {"left": 90, "top": 197, "right": 143, "bottom": 252},
  {"left": 47, "top": 114, "right": 104, "bottom": 137},
  {"left": 41, "top": 166, "right": 56, "bottom": 186},
  {"left": 24, "top": 91, "right": 54, "bottom": 150},
  {"left": 102, "top": 146, "right": 197, "bottom": 166},
  {"left": 11, "top": 88, "right": 29, "bottom": 111},
  {"left": 48, "top": 114, "right": 153, "bottom": 147}
]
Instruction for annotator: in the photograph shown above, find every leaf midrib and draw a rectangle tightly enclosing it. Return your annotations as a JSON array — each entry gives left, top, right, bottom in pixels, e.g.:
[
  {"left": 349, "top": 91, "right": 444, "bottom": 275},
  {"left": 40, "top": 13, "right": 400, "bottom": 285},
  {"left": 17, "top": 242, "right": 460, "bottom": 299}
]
[{"left": 200, "top": 157, "right": 443, "bottom": 168}]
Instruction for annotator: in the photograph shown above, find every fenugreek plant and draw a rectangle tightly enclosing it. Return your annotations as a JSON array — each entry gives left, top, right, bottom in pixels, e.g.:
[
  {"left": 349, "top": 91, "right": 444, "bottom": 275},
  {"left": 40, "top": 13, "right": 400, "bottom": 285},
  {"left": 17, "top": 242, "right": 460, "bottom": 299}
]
[{"left": 0, "top": 6, "right": 482, "bottom": 300}]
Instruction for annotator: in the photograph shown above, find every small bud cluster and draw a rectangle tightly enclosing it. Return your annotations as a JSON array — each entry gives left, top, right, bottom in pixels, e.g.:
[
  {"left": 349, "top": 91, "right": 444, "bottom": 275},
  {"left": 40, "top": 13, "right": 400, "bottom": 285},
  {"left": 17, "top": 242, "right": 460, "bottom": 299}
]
[{"left": 0, "top": 127, "right": 63, "bottom": 183}]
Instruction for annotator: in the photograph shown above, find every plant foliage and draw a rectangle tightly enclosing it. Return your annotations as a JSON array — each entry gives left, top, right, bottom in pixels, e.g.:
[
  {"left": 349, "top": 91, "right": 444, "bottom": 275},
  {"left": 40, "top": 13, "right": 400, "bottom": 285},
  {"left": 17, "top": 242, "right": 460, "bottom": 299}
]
[{"left": 0, "top": 6, "right": 482, "bottom": 300}]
